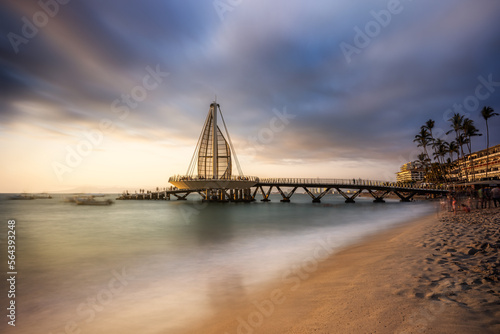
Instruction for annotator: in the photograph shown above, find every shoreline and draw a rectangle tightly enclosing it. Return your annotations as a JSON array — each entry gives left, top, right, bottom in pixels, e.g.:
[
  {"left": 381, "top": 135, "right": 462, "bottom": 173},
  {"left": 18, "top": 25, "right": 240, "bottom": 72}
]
[{"left": 184, "top": 209, "right": 500, "bottom": 334}]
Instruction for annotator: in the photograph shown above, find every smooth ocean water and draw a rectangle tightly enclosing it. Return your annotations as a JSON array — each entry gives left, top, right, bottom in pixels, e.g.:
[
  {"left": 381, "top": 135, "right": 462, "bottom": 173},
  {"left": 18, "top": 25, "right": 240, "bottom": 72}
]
[{"left": 0, "top": 193, "right": 436, "bottom": 334}]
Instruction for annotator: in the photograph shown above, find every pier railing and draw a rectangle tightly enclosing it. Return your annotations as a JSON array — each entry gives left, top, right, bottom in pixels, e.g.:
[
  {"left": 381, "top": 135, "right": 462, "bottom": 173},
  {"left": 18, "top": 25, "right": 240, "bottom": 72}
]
[
  {"left": 257, "top": 178, "right": 445, "bottom": 191},
  {"left": 168, "top": 175, "right": 260, "bottom": 183}
]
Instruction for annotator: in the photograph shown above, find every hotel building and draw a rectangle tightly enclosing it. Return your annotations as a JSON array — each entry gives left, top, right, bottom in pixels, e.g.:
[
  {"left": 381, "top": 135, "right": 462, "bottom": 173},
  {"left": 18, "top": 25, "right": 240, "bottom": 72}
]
[
  {"left": 398, "top": 143, "right": 500, "bottom": 183},
  {"left": 396, "top": 161, "right": 426, "bottom": 183},
  {"left": 458, "top": 143, "right": 500, "bottom": 182}
]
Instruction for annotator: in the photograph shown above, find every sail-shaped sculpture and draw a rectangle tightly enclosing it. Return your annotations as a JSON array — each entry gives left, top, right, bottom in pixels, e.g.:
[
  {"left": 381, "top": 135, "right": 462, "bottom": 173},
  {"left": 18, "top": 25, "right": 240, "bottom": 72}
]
[
  {"left": 197, "top": 102, "right": 232, "bottom": 179},
  {"left": 168, "top": 100, "right": 258, "bottom": 192}
]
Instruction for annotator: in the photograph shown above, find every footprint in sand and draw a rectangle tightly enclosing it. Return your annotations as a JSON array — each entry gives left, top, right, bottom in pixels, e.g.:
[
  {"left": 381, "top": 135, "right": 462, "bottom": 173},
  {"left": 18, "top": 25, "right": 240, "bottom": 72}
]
[{"left": 414, "top": 292, "right": 425, "bottom": 299}]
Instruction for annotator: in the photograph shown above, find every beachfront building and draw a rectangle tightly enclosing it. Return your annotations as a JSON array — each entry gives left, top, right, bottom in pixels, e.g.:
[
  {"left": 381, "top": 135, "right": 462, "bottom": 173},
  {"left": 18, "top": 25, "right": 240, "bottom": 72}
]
[
  {"left": 408, "top": 143, "right": 500, "bottom": 183},
  {"left": 458, "top": 143, "right": 500, "bottom": 182},
  {"left": 396, "top": 161, "right": 426, "bottom": 183}
]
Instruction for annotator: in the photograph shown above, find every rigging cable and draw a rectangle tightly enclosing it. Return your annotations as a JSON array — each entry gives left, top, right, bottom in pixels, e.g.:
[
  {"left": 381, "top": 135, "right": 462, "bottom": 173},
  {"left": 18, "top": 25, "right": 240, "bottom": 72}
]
[
  {"left": 186, "top": 109, "right": 211, "bottom": 176},
  {"left": 218, "top": 104, "right": 244, "bottom": 176}
]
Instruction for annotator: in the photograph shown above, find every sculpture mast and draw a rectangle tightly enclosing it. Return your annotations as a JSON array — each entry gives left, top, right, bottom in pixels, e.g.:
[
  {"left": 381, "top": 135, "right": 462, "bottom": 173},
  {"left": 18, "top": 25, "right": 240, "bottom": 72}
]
[{"left": 211, "top": 100, "right": 218, "bottom": 179}]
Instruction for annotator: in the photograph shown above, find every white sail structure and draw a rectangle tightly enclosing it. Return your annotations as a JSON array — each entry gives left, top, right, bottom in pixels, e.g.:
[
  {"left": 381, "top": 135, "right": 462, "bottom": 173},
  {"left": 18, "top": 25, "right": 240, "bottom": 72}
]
[
  {"left": 197, "top": 102, "right": 232, "bottom": 179},
  {"left": 169, "top": 100, "right": 258, "bottom": 192}
]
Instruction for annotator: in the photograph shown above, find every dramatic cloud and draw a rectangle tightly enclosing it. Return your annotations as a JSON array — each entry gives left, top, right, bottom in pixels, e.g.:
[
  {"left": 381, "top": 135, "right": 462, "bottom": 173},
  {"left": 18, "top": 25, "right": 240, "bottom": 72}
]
[{"left": 1, "top": 0, "right": 499, "bottom": 191}]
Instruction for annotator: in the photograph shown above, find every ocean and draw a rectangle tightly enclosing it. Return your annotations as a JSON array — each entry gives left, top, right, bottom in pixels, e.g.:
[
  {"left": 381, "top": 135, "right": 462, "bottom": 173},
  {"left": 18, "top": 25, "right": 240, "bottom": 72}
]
[{"left": 0, "top": 193, "right": 435, "bottom": 334}]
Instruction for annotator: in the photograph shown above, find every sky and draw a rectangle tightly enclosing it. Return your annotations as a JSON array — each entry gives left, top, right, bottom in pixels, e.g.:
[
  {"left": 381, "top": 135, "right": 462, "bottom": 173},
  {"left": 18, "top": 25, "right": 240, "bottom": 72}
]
[{"left": 1, "top": 0, "right": 499, "bottom": 193}]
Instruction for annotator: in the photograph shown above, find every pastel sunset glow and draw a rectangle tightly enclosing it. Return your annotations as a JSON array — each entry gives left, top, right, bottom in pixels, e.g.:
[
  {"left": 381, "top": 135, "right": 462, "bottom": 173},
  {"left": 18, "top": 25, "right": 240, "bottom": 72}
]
[{"left": 1, "top": 0, "right": 499, "bottom": 193}]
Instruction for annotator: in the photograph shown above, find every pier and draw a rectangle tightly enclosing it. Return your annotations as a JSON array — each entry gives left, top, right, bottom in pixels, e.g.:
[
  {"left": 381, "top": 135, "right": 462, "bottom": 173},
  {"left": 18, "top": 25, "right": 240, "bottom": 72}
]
[
  {"left": 118, "top": 177, "right": 446, "bottom": 203},
  {"left": 253, "top": 178, "right": 445, "bottom": 203},
  {"left": 118, "top": 100, "right": 448, "bottom": 203}
]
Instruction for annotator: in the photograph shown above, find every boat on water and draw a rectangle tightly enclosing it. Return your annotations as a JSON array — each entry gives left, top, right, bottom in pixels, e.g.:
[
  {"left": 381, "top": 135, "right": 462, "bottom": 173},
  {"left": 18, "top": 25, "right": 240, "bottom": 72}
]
[
  {"left": 64, "top": 195, "right": 83, "bottom": 203},
  {"left": 64, "top": 194, "right": 105, "bottom": 203},
  {"left": 74, "top": 197, "right": 113, "bottom": 206},
  {"left": 10, "top": 193, "right": 35, "bottom": 200},
  {"left": 34, "top": 193, "right": 52, "bottom": 199}
]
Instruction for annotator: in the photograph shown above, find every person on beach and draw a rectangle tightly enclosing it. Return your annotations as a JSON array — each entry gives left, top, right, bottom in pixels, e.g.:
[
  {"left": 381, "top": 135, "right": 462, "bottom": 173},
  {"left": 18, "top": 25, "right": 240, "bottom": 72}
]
[
  {"left": 484, "top": 187, "right": 492, "bottom": 209},
  {"left": 469, "top": 185, "right": 478, "bottom": 209},
  {"left": 478, "top": 187, "right": 484, "bottom": 209},
  {"left": 492, "top": 185, "right": 500, "bottom": 208},
  {"left": 446, "top": 194, "right": 453, "bottom": 212},
  {"left": 461, "top": 203, "right": 471, "bottom": 213},
  {"left": 440, "top": 197, "right": 447, "bottom": 210},
  {"left": 452, "top": 197, "right": 457, "bottom": 214}
]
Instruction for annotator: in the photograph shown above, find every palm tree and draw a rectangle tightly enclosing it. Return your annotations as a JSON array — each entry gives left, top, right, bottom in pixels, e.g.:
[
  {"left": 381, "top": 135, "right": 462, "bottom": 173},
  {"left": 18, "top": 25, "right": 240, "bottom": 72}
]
[
  {"left": 447, "top": 113, "right": 467, "bottom": 181},
  {"left": 432, "top": 138, "right": 449, "bottom": 181},
  {"left": 417, "top": 152, "right": 433, "bottom": 182},
  {"left": 422, "top": 119, "right": 436, "bottom": 177},
  {"left": 456, "top": 133, "right": 470, "bottom": 181},
  {"left": 416, "top": 152, "right": 430, "bottom": 168},
  {"left": 413, "top": 128, "right": 432, "bottom": 168},
  {"left": 447, "top": 141, "right": 459, "bottom": 182},
  {"left": 462, "top": 118, "right": 482, "bottom": 181},
  {"left": 481, "top": 106, "right": 498, "bottom": 179},
  {"left": 423, "top": 119, "right": 435, "bottom": 141},
  {"left": 462, "top": 118, "right": 482, "bottom": 154},
  {"left": 447, "top": 113, "right": 465, "bottom": 159},
  {"left": 448, "top": 140, "right": 459, "bottom": 162}
]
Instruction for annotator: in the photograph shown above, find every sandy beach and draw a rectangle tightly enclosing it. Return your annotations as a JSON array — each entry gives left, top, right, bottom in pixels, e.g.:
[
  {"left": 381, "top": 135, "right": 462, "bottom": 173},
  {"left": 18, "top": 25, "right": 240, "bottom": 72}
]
[{"left": 185, "top": 208, "right": 500, "bottom": 334}]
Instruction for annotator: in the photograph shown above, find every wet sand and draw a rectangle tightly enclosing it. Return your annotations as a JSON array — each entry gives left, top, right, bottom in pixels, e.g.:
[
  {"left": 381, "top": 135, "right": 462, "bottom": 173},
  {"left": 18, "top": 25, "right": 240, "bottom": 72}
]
[{"left": 184, "top": 208, "right": 500, "bottom": 334}]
